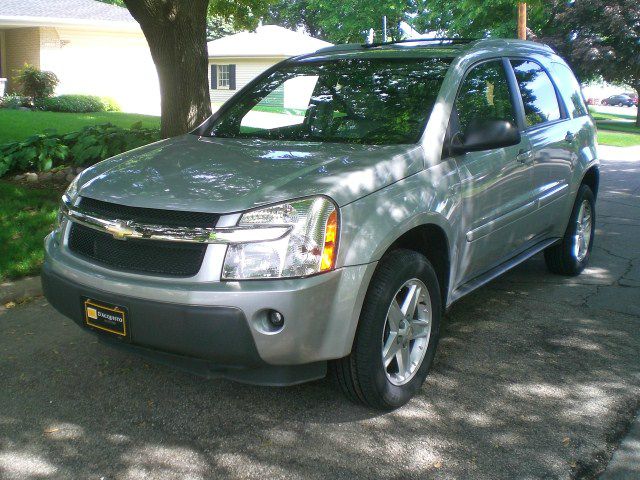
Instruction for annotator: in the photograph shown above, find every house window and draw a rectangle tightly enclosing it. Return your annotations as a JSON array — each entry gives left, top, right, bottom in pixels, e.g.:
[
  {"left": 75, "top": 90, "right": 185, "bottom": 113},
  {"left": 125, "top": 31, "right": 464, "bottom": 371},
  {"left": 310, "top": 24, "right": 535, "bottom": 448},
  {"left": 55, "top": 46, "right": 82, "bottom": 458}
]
[
  {"left": 211, "top": 64, "right": 236, "bottom": 90},
  {"left": 217, "top": 65, "right": 230, "bottom": 89}
]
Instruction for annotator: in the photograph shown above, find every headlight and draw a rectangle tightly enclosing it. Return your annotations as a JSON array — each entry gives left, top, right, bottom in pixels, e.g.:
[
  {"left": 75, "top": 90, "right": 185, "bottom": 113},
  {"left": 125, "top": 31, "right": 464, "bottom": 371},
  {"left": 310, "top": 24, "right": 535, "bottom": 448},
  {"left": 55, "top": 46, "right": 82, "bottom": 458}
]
[
  {"left": 53, "top": 174, "right": 82, "bottom": 241},
  {"left": 222, "top": 196, "right": 339, "bottom": 280},
  {"left": 63, "top": 174, "right": 82, "bottom": 204}
]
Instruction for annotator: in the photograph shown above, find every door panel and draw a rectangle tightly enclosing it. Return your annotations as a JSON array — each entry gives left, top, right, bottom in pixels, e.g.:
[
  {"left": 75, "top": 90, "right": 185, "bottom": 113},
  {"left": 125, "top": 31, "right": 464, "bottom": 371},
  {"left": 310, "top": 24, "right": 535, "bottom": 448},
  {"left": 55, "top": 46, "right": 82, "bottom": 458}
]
[
  {"left": 510, "top": 59, "right": 574, "bottom": 233},
  {"left": 449, "top": 60, "right": 536, "bottom": 285},
  {"left": 454, "top": 137, "right": 534, "bottom": 283},
  {"left": 528, "top": 122, "right": 574, "bottom": 230}
]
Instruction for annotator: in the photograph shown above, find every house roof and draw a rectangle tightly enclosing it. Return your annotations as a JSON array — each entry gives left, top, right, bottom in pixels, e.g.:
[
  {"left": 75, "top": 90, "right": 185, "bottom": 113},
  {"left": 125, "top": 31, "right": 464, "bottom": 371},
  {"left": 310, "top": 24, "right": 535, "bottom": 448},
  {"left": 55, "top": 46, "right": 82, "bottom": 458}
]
[
  {"left": 0, "top": 0, "right": 138, "bottom": 31},
  {"left": 208, "top": 25, "right": 332, "bottom": 58}
]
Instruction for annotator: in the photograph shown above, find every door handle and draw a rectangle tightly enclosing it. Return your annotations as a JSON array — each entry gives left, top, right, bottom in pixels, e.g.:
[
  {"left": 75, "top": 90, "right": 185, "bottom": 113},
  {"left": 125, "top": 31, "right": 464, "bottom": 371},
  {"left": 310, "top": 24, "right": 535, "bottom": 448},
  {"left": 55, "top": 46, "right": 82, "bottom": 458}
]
[
  {"left": 565, "top": 131, "right": 575, "bottom": 143},
  {"left": 516, "top": 149, "right": 533, "bottom": 164}
]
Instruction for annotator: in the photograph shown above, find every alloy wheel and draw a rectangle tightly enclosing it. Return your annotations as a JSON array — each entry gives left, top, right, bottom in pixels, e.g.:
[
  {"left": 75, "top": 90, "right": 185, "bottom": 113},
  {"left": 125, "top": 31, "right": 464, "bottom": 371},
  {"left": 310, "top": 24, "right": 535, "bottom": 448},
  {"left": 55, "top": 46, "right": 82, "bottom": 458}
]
[
  {"left": 381, "top": 279, "right": 432, "bottom": 386},
  {"left": 574, "top": 199, "right": 593, "bottom": 262}
]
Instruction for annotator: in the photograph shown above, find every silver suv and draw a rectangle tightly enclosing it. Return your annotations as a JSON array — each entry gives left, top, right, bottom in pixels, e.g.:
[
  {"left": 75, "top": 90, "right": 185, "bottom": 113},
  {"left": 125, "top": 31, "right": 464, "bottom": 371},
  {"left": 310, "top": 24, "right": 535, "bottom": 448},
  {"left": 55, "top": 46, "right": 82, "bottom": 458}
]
[{"left": 43, "top": 38, "right": 599, "bottom": 409}]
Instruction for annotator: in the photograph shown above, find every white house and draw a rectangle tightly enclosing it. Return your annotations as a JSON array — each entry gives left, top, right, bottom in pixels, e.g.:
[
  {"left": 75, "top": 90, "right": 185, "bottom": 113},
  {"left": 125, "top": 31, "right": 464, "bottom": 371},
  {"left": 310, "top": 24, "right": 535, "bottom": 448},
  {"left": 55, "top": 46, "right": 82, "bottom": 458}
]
[
  {"left": 0, "top": 4, "right": 332, "bottom": 115},
  {"left": 0, "top": 0, "right": 159, "bottom": 114},
  {"left": 208, "top": 25, "right": 332, "bottom": 106}
]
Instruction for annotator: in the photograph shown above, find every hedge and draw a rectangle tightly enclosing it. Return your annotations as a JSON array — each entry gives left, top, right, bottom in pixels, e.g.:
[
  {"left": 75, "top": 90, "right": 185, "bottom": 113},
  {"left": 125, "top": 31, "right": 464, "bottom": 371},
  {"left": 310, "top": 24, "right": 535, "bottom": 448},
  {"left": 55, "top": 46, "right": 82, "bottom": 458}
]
[{"left": 38, "top": 94, "right": 121, "bottom": 113}]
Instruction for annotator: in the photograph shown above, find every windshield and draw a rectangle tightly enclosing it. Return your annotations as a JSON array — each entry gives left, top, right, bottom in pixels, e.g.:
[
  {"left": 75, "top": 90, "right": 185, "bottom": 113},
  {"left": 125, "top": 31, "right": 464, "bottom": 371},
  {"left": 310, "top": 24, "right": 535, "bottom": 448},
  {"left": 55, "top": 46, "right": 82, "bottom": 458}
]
[{"left": 205, "top": 58, "right": 452, "bottom": 145}]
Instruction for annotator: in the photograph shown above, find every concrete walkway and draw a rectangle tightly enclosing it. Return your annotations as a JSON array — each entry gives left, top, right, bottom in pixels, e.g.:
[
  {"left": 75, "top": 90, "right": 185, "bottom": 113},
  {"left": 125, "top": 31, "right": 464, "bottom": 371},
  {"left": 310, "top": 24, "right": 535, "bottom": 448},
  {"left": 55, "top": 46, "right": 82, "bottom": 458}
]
[{"left": 601, "top": 413, "right": 640, "bottom": 479}]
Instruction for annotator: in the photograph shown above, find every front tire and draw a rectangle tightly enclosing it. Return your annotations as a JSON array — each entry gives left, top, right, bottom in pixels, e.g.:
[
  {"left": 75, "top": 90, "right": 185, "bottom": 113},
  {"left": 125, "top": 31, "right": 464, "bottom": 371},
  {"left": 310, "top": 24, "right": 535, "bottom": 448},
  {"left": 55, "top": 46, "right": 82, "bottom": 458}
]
[
  {"left": 330, "top": 249, "right": 441, "bottom": 410},
  {"left": 544, "top": 184, "right": 595, "bottom": 276}
]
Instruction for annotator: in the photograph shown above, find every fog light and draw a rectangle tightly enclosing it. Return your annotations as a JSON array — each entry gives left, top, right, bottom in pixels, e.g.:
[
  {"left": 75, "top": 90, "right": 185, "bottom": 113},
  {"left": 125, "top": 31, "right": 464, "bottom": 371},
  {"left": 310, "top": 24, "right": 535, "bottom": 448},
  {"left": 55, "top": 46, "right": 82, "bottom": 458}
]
[{"left": 268, "top": 310, "right": 284, "bottom": 328}]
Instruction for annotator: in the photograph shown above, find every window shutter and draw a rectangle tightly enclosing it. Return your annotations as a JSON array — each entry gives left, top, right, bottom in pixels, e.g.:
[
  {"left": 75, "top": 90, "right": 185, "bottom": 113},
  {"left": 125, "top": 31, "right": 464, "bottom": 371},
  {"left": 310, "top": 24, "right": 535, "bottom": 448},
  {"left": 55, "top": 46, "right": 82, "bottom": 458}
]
[
  {"left": 210, "top": 64, "right": 217, "bottom": 89},
  {"left": 229, "top": 64, "right": 236, "bottom": 90}
]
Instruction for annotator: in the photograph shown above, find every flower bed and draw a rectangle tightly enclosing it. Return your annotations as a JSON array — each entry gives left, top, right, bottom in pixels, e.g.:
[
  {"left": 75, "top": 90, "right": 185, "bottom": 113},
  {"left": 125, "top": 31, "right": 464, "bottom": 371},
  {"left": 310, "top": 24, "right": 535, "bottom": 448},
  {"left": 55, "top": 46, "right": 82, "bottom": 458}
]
[{"left": 0, "top": 122, "right": 159, "bottom": 178}]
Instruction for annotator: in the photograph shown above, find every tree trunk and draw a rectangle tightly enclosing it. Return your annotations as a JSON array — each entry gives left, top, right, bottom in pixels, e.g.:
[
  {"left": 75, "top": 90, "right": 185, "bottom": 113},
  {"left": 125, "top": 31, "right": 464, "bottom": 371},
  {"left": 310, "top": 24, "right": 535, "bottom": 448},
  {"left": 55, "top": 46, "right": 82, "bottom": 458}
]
[{"left": 124, "top": 0, "right": 212, "bottom": 138}]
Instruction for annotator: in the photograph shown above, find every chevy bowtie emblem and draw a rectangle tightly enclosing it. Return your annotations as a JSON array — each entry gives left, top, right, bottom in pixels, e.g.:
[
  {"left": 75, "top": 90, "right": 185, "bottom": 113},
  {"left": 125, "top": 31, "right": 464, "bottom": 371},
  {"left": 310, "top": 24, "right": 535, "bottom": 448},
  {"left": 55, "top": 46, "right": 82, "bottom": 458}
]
[{"left": 106, "top": 222, "right": 136, "bottom": 240}]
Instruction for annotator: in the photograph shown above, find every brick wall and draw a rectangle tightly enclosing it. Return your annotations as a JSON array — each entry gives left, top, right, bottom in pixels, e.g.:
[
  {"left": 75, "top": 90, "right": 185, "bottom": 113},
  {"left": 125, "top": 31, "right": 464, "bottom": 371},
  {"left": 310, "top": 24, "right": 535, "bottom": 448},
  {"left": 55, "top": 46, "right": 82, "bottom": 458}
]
[{"left": 4, "top": 27, "right": 41, "bottom": 92}]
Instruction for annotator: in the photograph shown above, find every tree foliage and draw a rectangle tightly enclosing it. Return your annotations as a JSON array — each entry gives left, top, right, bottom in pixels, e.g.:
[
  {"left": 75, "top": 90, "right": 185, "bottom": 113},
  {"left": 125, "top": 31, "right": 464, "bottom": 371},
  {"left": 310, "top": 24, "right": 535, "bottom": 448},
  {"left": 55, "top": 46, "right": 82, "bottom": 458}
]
[
  {"left": 208, "top": 0, "right": 269, "bottom": 30},
  {"left": 207, "top": 15, "right": 237, "bottom": 41},
  {"left": 412, "top": 0, "right": 640, "bottom": 125},
  {"left": 411, "top": 0, "right": 550, "bottom": 38},
  {"left": 96, "top": 0, "right": 125, "bottom": 6},
  {"left": 541, "top": 0, "right": 640, "bottom": 125},
  {"left": 265, "top": 0, "right": 414, "bottom": 43}
]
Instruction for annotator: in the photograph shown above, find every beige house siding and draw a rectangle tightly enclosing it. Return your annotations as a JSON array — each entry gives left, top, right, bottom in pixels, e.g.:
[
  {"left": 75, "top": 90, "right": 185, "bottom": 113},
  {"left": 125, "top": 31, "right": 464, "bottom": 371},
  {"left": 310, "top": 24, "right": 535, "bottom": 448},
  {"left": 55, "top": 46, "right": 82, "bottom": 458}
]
[
  {"left": 0, "top": 26, "right": 159, "bottom": 113},
  {"left": 4, "top": 27, "right": 41, "bottom": 91},
  {"left": 209, "top": 57, "right": 285, "bottom": 105},
  {"left": 39, "top": 27, "right": 159, "bottom": 114}
]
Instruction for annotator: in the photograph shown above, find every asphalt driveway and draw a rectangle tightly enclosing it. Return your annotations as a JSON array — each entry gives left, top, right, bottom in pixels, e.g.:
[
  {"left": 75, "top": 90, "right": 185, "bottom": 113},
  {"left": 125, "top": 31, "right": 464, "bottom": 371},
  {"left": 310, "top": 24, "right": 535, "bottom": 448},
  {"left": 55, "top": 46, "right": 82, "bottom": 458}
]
[{"left": 1, "top": 146, "right": 639, "bottom": 480}]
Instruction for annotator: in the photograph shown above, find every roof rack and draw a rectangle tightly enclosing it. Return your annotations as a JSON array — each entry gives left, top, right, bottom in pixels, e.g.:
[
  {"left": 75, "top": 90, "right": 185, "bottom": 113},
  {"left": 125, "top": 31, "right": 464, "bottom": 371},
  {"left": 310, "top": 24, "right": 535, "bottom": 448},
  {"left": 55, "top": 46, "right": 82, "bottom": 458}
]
[{"left": 362, "top": 37, "right": 478, "bottom": 48}]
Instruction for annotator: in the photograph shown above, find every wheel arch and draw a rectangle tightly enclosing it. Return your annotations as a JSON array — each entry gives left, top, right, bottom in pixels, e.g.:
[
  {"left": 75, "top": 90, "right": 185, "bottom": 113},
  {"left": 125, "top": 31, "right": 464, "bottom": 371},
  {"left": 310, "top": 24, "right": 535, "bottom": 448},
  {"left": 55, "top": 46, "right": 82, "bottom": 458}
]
[
  {"left": 382, "top": 223, "right": 451, "bottom": 308},
  {"left": 581, "top": 164, "right": 600, "bottom": 199}
]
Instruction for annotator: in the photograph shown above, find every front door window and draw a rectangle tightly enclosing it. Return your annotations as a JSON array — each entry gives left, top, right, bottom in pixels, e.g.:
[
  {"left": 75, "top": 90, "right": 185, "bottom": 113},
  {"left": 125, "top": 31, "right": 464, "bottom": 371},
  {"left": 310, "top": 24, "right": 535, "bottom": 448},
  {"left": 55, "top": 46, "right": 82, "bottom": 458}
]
[{"left": 453, "top": 60, "right": 517, "bottom": 138}]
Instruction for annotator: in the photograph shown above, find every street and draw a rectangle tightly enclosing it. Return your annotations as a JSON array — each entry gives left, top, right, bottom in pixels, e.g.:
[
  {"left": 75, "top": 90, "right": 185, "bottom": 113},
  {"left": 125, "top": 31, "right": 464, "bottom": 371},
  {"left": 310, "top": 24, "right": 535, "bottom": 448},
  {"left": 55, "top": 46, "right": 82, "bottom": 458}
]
[{"left": 1, "top": 146, "right": 639, "bottom": 480}]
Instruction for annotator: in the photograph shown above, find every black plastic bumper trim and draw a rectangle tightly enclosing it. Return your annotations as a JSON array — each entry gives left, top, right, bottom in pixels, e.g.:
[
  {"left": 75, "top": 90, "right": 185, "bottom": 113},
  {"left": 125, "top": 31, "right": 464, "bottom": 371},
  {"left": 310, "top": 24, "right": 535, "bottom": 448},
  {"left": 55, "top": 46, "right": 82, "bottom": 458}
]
[{"left": 41, "top": 265, "right": 326, "bottom": 386}]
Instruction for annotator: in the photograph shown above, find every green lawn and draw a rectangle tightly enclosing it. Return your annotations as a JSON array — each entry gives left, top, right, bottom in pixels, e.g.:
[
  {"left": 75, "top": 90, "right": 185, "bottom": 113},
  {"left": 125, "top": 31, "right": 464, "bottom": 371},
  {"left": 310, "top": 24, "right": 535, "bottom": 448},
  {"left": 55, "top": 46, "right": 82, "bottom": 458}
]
[
  {"left": 0, "top": 180, "right": 61, "bottom": 281},
  {"left": 589, "top": 107, "right": 640, "bottom": 147},
  {"left": 589, "top": 109, "right": 636, "bottom": 121},
  {"left": 0, "top": 110, "right": 160, "bottom": 145}
]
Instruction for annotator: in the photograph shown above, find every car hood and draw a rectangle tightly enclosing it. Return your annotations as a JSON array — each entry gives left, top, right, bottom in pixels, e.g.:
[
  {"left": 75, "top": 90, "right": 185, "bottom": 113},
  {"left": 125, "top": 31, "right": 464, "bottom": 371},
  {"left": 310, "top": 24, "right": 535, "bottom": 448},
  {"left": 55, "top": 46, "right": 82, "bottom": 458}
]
[{"left": 76, "top": 134, "right": 425, "bottom": 213}]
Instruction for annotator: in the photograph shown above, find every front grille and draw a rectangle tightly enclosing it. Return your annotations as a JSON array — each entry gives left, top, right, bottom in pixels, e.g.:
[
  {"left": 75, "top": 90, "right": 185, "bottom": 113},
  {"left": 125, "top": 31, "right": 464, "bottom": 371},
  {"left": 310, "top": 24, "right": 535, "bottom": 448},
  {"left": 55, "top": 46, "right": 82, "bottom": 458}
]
[
  {"left": 68, "top": 223, "right": 207, "bottom": 277},
  {"left": 78, "top": 197, "right": 219, "bottom": 228}
]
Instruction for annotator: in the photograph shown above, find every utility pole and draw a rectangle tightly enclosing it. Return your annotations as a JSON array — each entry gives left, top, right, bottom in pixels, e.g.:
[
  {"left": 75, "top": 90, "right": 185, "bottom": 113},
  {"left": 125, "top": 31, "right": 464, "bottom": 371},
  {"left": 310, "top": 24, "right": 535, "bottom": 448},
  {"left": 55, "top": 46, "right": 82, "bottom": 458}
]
[
  {"left": 517, "top": 2, "right": 527, "bottom": 40},
  {"left": 382, "top": 16, "right": 388, "bottom": 42}
]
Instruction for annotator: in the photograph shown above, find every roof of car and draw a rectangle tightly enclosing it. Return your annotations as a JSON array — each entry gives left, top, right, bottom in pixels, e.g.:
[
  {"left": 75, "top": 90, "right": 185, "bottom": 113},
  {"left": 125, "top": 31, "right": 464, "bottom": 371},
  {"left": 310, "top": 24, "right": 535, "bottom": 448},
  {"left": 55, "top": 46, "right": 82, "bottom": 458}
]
[{"left": 294, "top": 38, "right": 555, "bottom": 62}]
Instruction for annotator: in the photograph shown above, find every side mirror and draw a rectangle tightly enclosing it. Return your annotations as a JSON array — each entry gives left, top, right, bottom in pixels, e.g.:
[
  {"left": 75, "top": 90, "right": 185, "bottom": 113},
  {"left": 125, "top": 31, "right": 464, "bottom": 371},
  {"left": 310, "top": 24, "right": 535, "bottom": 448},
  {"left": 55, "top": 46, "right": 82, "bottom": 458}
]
[{"left": 450, "top": 120, "right": 521, "bottom": 155}]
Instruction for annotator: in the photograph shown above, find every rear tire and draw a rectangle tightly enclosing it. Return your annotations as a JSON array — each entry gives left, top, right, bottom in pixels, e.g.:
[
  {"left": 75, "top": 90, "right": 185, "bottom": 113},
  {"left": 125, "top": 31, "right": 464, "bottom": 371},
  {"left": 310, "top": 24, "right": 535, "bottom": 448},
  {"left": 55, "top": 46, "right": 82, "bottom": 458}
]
[
  {"left": 330, "top": 249, "right": 441, "bottom": 410},
  {"left": 544, "top": 184, "right": 595, "bottom": 276}
]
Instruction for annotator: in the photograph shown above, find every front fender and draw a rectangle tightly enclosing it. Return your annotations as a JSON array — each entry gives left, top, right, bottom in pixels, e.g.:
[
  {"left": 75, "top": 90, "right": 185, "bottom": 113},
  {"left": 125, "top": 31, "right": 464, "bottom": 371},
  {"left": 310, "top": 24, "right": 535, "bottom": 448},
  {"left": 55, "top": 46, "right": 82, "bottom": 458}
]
[{"left": 337, "top": 160, "right": 460, "bottom": 268}]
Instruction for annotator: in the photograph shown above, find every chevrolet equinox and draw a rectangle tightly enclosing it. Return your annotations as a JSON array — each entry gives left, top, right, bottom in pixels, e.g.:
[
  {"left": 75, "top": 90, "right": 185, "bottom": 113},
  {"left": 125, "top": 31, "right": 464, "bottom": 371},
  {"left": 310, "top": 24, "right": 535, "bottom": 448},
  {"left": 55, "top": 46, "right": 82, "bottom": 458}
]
[{"left": 43, "top": 38, "right": 599, "bottom": 409}]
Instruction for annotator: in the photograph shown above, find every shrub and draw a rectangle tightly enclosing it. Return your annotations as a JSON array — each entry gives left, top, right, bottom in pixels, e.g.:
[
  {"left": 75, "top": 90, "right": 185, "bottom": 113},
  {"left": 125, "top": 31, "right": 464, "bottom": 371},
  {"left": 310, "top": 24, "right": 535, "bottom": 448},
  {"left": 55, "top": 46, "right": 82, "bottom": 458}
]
[
  {"left": 40, "top": 94, "right": 105, "bottom": 113},
  {"left": 0, "top": 123, "right": 159, "bottom": 177},
  {"left": 63, "top": 122, "right": 159, "bottom": 166},
  {"left": 100, "top": 97, "right": 121, "bottom": 112},
  {"left": 0, "top": 94, "right": 29, "bottom": 109},
  {"left": 0, "top": 131, "right": 69, "bottom": 176},
  {"left": 13, "top": 65, "right": 59, "bottom": 103},
  {"left": 38, "top": 95, "right": 121, "bottom": 113}
]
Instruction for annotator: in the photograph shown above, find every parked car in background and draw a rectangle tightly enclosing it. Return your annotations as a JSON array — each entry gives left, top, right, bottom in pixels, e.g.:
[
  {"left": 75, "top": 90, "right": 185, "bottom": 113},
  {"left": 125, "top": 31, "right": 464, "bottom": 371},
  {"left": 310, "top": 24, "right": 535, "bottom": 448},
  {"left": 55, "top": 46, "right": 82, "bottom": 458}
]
[
  {"left": 43, "top": 38, "right": 599, "bottom": 409},
  {"left": 601, "top": 94, "right": 635, "bottom": 107}
]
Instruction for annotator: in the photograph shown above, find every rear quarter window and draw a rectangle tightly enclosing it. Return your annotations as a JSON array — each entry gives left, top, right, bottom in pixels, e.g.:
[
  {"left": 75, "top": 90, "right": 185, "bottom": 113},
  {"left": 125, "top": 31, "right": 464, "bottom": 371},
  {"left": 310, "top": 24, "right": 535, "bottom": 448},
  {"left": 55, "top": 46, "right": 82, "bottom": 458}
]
[
  {"left": 511, "top": 60, "right": 562, "bottom": 127},
  {"left": 549, "top": 62, "right": 589, "bottom": 118}
]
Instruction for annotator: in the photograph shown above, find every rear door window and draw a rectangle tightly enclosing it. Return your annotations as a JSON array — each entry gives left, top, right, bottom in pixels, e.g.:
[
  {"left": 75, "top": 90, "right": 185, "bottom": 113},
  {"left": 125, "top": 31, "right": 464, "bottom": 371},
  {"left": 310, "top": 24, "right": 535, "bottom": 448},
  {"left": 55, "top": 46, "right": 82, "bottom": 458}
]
[{"left": 511, "top": 60, "right": 561, "bottom": 127}]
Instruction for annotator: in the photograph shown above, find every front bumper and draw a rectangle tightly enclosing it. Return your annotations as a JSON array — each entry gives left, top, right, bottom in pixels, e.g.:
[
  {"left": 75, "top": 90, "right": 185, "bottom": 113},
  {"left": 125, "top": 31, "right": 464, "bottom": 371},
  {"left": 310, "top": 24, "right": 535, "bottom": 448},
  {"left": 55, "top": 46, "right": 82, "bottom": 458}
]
[{"left": 43, "top": 233, "right": 376, "bottom": 385}]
